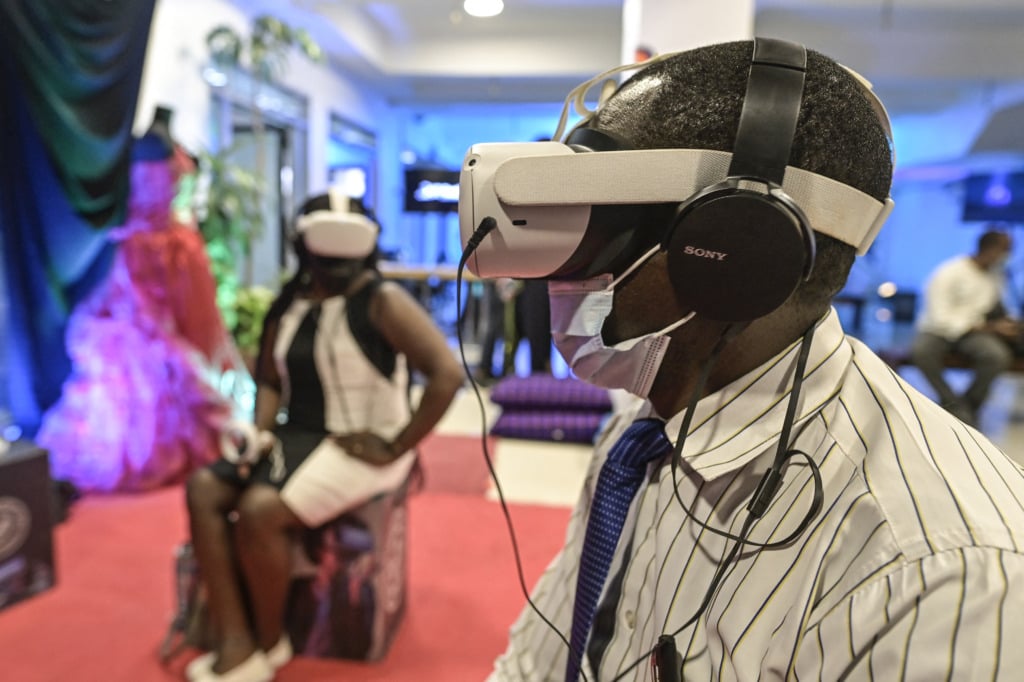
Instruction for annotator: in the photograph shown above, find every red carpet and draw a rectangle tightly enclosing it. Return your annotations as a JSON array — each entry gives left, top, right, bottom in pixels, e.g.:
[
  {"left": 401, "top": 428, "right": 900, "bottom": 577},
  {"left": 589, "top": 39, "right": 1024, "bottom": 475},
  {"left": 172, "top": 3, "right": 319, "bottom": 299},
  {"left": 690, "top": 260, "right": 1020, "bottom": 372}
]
[
  {"left": 417, "top": 433, "right": 495, "bottom": 496},
  {"left": 0, "top": 482, "right": 570, "bottom": 680}
]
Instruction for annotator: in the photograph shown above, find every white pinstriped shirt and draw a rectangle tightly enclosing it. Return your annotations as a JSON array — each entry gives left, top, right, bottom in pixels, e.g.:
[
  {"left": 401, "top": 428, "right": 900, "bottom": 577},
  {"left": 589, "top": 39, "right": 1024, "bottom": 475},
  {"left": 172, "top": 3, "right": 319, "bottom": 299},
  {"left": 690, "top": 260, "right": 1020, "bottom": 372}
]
[{"left": 490, "top": 308, "right": 1024, "bottom": 681}]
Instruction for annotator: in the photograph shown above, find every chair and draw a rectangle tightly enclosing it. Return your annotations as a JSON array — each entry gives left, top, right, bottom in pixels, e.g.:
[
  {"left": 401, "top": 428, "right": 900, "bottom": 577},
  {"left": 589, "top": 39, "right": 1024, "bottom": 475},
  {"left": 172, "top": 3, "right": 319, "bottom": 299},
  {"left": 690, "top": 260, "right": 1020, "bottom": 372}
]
[
  {"left": 285, "top": 474, "right": 411, "bottom": 661},
  {"left": 161, "top": 472, "right": 413, "bottom": 664}
]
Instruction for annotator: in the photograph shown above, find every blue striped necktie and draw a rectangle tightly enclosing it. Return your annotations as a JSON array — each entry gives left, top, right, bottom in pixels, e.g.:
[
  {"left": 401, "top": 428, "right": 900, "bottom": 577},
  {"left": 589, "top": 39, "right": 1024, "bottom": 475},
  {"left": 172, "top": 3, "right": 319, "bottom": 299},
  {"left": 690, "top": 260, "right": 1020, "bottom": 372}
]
[{"left": 566, "top": 417, "right": 673, "bottom": 682}]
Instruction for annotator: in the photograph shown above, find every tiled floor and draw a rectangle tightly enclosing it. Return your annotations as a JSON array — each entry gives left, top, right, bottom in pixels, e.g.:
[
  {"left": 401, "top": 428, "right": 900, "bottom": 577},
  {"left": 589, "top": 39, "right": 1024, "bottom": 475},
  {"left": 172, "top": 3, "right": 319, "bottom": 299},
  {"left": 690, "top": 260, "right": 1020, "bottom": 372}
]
[{"left": 431, "top": 380, "right": 593, "bottom": 508}]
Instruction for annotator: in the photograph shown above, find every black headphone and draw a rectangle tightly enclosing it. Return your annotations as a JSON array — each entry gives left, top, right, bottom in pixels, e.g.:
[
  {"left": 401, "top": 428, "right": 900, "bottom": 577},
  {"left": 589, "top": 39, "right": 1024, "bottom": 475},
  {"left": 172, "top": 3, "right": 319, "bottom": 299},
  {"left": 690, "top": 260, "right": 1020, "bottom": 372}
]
[
  {"left": 664, "top": 38, "right": 815, "bottom": 322},
  {"left": 565, "top": 38, "right": 816, "bottom": 323}
]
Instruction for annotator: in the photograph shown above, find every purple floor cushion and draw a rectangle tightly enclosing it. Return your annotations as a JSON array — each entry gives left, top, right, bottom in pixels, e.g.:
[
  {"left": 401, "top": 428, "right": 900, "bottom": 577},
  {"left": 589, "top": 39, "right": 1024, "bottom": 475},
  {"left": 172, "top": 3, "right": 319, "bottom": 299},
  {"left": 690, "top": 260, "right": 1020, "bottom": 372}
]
[
  {"left": 489, "top": 375, "right": 612, "bottom": 443},
  {"left": 490, "top": 409, "right": 609, "bottom": 444},
  {"left": 489, "top": 375, "right": 612, "bottom": 412}
]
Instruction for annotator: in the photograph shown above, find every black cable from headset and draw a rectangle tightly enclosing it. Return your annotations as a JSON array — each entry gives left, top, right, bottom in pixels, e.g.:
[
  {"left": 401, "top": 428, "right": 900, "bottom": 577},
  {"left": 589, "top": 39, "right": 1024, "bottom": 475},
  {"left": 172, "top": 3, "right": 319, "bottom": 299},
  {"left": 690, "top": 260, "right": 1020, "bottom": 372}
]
[
  {"left": 609, "top": 511, "right": 757, "bottom": 682},
  {"left": 668, "top": 323, "right": 824, "bottom": 548},
  {"left": 458, "top": 222, "right": 822, "bottom": 681},
  {"left": 612, "top": 447, "right": 825, "bottom": 681},
  {"left": 456, "top": 217, "right": 589, "bottom": 682},
  {"left": 610, "top": 323, "right": 825, "bottom": 681}
]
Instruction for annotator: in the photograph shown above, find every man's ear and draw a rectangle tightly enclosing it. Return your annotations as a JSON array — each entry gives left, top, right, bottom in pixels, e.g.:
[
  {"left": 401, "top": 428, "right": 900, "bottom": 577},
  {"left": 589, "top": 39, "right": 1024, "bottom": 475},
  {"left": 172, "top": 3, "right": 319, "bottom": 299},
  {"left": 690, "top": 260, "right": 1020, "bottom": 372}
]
[
  {"left": 605, "top": 251, "right": 690, "bottom": 341},
  {"left": 648, "top": 251, "right": 695, "bottom": 317}
]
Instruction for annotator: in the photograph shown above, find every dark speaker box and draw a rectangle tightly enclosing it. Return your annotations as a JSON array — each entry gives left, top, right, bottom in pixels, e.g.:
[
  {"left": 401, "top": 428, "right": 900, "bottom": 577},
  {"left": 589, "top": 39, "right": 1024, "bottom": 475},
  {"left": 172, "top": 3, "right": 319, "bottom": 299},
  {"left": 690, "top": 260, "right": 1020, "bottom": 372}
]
[{"left": 0, "top": 440, "right": 56, "bottom": 611}]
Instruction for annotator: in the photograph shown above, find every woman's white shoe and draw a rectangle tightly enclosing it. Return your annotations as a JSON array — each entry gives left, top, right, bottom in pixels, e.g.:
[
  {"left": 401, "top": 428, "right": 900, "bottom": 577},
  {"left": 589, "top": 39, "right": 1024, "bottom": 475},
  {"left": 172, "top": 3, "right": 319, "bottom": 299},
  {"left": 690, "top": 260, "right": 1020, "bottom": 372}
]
[
  {"left": 265, "top": 635, "right": 293, "bottom": 669},
  {"left": 186, "top": 636, "right": 291, "bottom": 681},
  {"left": 193, "top": 651, "right": 274, "bottom": 682},
  {"left": 185, "top": 652, "right": 215, "bottom": 681}
]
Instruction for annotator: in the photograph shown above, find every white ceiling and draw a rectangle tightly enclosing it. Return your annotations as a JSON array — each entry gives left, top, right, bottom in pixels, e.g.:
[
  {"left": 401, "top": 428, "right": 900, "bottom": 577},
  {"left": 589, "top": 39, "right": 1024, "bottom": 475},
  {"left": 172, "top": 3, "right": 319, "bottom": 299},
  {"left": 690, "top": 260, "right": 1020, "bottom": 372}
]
[{"left": 245, "top": 0, "right": 1024, "bottom": 118}]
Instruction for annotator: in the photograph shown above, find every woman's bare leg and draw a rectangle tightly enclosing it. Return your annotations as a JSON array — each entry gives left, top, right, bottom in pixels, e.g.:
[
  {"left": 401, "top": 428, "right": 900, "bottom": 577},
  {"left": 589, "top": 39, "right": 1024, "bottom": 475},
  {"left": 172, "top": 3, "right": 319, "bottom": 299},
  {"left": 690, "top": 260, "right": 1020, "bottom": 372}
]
[
  {"left": 185, "top": 469, "right": 257, "bottom": 672},
  {"left": 234, "top": 484, "right": 304, "bottom": 653}
]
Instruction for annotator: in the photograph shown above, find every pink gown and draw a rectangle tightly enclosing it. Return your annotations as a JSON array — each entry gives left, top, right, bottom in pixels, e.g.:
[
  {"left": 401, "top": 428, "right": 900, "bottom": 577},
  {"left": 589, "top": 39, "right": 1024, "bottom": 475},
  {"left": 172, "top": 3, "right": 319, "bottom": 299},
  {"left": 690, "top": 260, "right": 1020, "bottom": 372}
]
[{"left": 38, "top": 148, "right": 237, "bottom": 492}]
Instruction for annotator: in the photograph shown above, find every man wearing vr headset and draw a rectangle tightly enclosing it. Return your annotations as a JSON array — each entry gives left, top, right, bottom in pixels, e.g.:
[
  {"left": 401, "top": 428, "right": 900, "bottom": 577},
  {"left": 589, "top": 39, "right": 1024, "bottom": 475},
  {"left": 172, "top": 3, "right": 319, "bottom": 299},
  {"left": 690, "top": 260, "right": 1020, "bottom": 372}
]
[
  {"left": 184, "top": 191, "right": 463, "bottom": 682},
  {"left": 475, "top": 40, "right": 1024, "bottom": 681}
]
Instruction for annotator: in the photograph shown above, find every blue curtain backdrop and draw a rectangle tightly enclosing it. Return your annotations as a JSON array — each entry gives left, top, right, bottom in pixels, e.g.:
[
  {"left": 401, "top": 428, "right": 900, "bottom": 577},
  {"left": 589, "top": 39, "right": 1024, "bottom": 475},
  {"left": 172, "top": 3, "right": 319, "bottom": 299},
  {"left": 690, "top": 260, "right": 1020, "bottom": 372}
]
[{"left": 0, "top": 0, "right": 157, "bottom": 435}]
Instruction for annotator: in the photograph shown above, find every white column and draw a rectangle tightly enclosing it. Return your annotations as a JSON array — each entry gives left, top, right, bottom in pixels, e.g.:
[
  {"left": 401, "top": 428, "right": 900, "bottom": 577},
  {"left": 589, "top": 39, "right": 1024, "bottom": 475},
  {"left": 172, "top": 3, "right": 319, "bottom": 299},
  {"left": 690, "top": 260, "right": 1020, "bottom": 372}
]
[{"left": 621, "top": 0, "right": 755, "bottom": 65}]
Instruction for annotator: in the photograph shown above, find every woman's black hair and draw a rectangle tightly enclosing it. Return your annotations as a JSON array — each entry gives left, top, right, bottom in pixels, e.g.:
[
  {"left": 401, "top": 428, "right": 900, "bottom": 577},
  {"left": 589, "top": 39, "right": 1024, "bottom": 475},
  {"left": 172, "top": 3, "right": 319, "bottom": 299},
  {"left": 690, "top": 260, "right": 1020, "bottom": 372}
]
[{"left": 254, "top": 193, "right": 381, "bottom": 376}]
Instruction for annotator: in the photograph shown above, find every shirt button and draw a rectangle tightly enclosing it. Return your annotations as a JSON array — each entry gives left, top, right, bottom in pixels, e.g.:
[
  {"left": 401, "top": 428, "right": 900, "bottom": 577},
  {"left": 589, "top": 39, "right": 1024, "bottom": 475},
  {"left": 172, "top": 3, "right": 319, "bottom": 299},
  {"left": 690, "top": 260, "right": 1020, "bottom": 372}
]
[{"left": 624, "top": 610, "right": 636, "bottom": 628}]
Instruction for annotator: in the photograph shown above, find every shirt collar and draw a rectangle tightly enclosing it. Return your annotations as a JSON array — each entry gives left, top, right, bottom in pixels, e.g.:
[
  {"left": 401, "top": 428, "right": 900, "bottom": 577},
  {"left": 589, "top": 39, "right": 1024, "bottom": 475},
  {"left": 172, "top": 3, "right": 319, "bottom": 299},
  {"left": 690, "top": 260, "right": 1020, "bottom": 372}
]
[{"left": 659, "top": 308, "right": 851, "bottom": 480}]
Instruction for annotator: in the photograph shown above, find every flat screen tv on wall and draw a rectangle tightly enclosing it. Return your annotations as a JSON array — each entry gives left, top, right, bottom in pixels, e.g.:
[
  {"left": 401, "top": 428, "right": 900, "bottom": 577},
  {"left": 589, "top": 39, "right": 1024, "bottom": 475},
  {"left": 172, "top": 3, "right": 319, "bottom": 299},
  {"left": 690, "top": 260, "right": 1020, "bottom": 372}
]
[
  {"left": 404, "top": 168, "right": 460, "bottom": 213},
  {"left": 962, "top": 172, "right": 1024, "bottom": 223}
]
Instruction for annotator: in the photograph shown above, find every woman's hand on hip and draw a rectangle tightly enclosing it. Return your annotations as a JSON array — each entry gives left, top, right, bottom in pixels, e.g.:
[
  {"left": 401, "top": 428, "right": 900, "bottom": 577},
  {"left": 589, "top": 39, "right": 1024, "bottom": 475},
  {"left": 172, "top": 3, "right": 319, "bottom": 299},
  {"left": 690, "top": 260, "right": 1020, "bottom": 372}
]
[{"left": 333, "top": 432, "right": 402, "bottom": 466}]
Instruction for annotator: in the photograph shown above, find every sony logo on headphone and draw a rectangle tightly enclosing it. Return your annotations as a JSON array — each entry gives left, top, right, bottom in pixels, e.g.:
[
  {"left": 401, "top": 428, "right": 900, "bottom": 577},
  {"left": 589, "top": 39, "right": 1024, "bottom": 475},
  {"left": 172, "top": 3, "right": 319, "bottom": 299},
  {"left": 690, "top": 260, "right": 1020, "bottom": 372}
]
[{"left": 682, "top": 245, "right": 728, "bottom": 261}]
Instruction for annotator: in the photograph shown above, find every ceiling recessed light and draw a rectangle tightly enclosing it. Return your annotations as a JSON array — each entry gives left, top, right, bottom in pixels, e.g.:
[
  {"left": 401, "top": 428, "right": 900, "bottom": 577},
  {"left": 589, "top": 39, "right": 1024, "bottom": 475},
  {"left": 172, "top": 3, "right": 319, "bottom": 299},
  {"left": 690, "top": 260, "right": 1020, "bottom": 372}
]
[{"left": 464, "top": 0, "right": 504, "bottom": 18}]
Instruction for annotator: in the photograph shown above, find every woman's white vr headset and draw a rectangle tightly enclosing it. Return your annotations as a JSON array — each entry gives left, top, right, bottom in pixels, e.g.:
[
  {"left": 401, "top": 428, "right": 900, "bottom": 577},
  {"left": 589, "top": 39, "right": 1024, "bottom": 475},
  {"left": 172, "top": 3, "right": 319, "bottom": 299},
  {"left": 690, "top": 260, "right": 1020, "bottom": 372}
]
[{"left": 297, "top": 187, "right": 379, "bottom": 259}]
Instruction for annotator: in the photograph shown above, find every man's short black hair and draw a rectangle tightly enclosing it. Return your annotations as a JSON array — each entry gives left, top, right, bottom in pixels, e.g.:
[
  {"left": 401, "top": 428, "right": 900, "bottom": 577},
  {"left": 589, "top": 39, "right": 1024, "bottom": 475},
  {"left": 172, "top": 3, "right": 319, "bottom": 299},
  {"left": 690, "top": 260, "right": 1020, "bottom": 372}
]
[
  {"left": 978, "top": 229, "right": 1010, "bottom": 253},
  {"left": 591, "top": 40, "right": 894, "bottom": 311}
]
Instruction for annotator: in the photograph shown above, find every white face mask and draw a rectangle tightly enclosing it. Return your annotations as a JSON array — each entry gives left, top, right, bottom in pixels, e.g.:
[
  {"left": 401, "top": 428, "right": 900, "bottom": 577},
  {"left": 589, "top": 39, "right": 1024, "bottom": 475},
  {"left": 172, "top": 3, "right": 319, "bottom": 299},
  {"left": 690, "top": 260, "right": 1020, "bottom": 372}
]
[{"left": 548, "top": 246, "right": 695, "bottom": 397}]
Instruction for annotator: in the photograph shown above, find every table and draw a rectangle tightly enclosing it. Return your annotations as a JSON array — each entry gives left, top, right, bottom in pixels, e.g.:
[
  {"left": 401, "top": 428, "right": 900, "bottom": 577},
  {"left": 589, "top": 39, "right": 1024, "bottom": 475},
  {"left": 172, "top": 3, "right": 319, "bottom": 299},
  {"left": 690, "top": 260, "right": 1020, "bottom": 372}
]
[{"left": 378, "top": 262, "right": 487, "bottom": 344}]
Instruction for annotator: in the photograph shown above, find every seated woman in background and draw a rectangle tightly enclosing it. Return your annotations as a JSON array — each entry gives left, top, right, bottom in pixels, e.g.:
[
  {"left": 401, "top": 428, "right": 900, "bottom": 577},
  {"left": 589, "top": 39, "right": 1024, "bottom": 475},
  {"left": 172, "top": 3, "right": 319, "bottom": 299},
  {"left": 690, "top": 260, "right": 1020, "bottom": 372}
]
[{"left": 184, "top": 189, "right": 464, "bottom": 682}]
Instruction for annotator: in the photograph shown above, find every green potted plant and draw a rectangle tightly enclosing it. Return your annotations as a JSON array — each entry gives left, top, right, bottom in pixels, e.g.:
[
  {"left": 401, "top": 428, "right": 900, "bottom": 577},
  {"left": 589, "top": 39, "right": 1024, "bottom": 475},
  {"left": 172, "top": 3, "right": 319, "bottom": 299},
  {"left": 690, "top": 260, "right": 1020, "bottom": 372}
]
[
  {"left": 197, "top": 149, "right": 263, "bottom": 334},
  {"left": 206, "top": 15, "right": 323, "bottom": 84},
  {"left": 205, "top": 15, "right": 323, "bottom": 287},
  {"left": 198, "top": 14, "right": 322, "bottom": 367},
  {"left": 232, "top": 285, "right": 276, "bottom": 373}
]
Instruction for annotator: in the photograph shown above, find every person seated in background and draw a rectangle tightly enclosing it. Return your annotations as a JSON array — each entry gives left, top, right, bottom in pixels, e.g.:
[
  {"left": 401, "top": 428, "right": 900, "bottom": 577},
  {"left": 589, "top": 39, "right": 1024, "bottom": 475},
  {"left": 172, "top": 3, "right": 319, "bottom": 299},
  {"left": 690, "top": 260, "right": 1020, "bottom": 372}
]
[
  {"left": 910, "top": 228, "right": 1019, "bottom": 426},
  {"left": 184, "top": 190, "right": 463, "bottom": 682}
]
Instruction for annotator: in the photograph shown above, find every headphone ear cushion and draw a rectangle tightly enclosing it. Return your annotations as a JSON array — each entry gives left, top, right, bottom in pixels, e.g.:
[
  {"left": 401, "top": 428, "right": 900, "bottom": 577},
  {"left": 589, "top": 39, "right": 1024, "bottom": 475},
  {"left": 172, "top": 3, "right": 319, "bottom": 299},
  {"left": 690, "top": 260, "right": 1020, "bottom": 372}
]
[{"left": 666, "top": 191, "right": 811, "bottom": 322}]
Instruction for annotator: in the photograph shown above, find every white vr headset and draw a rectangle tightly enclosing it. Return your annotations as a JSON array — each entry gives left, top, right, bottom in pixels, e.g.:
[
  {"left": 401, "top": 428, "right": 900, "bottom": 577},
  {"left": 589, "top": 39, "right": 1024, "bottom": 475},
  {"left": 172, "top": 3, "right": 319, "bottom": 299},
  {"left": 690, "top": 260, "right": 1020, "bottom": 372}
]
[
  {"left": 459, "top": 143, "right": 895, "bottom": 278},
  {"left": 297, "top": 186, "right": 379, "bottom": 259},
  {"left": 458, "top": 46, "right": 895, "bottom": 282}
]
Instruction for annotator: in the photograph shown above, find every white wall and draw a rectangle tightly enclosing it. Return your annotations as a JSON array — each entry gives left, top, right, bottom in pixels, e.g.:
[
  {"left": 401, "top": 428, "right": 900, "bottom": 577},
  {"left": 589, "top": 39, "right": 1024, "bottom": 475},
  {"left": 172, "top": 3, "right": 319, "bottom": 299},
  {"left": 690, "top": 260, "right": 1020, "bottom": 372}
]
[
  {"left": 134, "top": 0, "right": 392, "bottom": 291},
  {"left": 135, "top": 0, "right": 246, "bottom": 152},
  {"left": 135, "top": 0, "right": 387, "bottom": 196},
  {"left": 274, "top": 52, "right": 386, "bottom": 198}
]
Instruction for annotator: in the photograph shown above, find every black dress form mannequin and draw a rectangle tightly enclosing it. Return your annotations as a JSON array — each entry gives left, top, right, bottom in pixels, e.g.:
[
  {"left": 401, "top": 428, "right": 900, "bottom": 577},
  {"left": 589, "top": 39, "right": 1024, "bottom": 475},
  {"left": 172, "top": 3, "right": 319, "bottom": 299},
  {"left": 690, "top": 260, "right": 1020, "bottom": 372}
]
[{"left": 134, "top": 105, "right": 175, "bottom": 161}]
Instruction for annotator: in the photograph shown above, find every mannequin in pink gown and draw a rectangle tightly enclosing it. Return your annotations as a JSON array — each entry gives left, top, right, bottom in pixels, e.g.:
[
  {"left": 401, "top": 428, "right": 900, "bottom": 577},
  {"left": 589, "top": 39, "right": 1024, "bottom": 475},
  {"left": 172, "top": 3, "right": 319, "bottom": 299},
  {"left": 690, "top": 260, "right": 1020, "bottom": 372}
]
[{"left": 38, "top": 117, "right": 239, "bottom": 493}]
